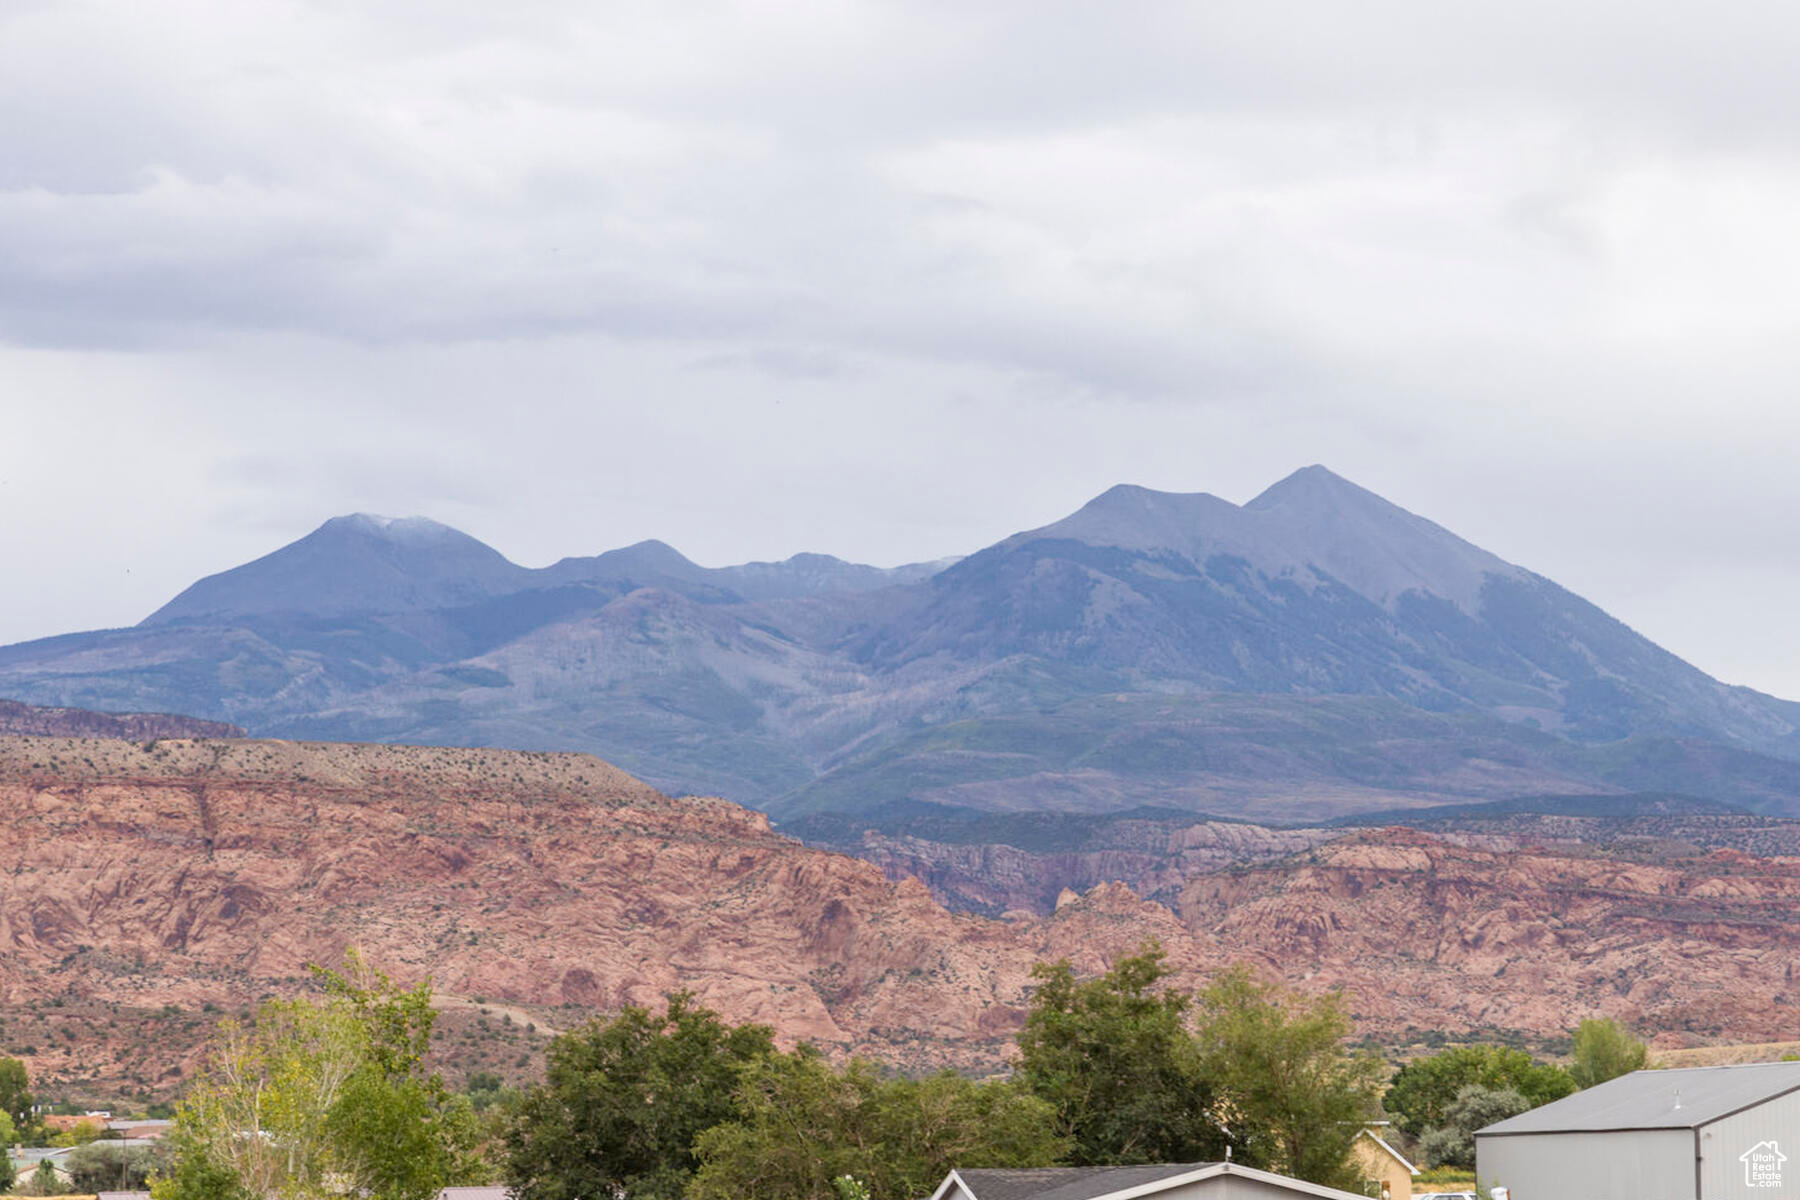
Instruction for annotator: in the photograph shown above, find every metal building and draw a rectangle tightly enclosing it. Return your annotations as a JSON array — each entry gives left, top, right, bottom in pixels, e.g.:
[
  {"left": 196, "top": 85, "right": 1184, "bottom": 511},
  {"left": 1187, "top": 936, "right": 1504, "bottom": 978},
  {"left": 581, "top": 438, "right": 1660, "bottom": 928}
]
[{"left": 1476, "top": 1061, "right": 1800, "bottom": 1200}]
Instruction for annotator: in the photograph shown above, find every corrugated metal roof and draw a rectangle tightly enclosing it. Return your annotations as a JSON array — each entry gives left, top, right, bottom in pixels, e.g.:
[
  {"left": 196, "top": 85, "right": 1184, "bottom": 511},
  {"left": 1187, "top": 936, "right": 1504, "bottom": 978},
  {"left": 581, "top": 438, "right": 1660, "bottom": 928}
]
[
  {"left": 953, "top": 1163, "right": 1219, "bottom": 1200},
  {"left": 1479, "top": 1062, "right": 1800, "bottom": 1135}
]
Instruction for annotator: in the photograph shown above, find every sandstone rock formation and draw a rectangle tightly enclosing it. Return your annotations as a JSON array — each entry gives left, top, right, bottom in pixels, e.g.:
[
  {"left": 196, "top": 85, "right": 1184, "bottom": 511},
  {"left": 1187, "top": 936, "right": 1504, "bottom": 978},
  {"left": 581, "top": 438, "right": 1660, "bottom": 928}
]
[{"left": 5, "top": 734, "right": 1800, "bottom": 1105}]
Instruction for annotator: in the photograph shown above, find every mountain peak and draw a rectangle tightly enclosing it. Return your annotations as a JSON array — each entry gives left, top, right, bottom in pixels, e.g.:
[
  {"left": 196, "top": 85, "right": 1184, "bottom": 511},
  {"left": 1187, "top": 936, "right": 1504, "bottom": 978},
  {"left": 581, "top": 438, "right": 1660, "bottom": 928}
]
[
  {"left": 1243, "top": 464, "right": 1358, "bottom": 508},
  {"left": 1036, "top": 484, "right": 1243, "bottom": 557},
  {"left": 542, "top": 539, "right": 707, "bottom": 587},
  {"left": 142, "top": 515, "right": 525, "bottom": 625},
  {"left": 1015, "top": 468, "right": 1523, "bottom": 612},
  {"left": 1243, "top": 468, "right": 1523, "bottom": 609},
  {"left": 320, "top": 513, "right": 465, "bottom": 541}
]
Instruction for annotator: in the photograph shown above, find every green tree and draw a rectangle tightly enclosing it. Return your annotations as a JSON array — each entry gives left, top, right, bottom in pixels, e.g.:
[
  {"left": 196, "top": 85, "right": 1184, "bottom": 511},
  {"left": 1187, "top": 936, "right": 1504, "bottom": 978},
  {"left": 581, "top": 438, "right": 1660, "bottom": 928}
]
[
  {"left": 1016, "top": 942, "right": 1223, "bottom": 1165},
  {"left": 152, "top": 951, "right": 485, "bottom": 1200},
  {"left": 504, "top": 993, "right": 778, "bottom": 1200},
  {"left": 67, "top": 1141, "right": 168, "bottom": 1192},
  {"left": 1191, "top": 965, "right": 1382, "bottom": 1189},
  {"left": 0, "top": 1056, "right": 32, "bottom": 1134},
  {"left": 464, "top": 1072, "right": 512, "bottom": 1114},
  {"left": 687, "top": 1047, "right": 1066, "bottom": 1200},
  {"left": 27, "top": 1158, "right": 68, "bottom": 1197},
  {"left": 1570, "top": 1018, "right": 1647, "bottom": 1089},
  {"left": 1384, "top": 1046, "right": 1576, "bottom": 1137},
  {"left": 0, "top": 1110, "right": 15, "bottom": 1192},
  {"left": 1417, "top": 1085, "right": 1530, "bottom": 1169},
  {"left": 48, "top": 1121, "right": 107, "bottom": 1149}
]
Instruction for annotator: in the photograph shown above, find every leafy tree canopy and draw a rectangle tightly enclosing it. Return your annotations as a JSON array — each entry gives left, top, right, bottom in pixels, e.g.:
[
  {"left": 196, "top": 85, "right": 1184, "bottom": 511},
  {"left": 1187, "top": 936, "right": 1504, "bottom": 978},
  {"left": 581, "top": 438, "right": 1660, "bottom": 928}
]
[
  {"left": 151, "top": 950, "right": 486, "bottom": 1200},
  {"left": 1384, "top": 1045, "right": 1576, "bottom": 1137},
  {"left": 1192, "top": 965, "right": 1383, "bottom": 1190},
  {"left": 0, "top": 1110, "right": 15, "bottom": 1192},
  {"left": 687, "top": 1047, "right": 1066, "bottom": 1200},
  {"left": 1418, "top": 1085, "right": 1530, "bottom": 1169},
  {"left": 0, "top": 1055, "right": 32, "bottom": 1131},
  {"left": 67, "top": 1141, "right": 169, "bottom": 1192},
  {"left": 503, "top": 993, "right": 778, "bottom": 1200},
  {"left": 1570, "top": 1018, "right": 1647, "bottom": 1089},
  {"left": 1016, "top": 941, "right": 1222, "bottom": 1166},
  {"left": 25, "top": 1158, "right": 67, "bottom": 1197}
]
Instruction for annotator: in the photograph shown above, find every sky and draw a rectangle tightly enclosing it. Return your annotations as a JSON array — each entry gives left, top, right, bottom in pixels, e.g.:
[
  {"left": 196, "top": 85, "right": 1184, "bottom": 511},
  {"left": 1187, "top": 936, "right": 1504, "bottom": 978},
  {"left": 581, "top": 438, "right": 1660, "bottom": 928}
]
[{"left": 4, "top": 0, "right": 1800, "bottom": 699}]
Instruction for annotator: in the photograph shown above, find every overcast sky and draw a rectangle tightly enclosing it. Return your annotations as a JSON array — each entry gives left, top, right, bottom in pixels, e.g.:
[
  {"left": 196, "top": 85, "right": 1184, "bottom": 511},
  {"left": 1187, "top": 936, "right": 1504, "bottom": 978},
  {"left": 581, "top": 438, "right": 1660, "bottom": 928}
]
[{"left": 5, "top": 0, "right": 1800, "bottom": 699}]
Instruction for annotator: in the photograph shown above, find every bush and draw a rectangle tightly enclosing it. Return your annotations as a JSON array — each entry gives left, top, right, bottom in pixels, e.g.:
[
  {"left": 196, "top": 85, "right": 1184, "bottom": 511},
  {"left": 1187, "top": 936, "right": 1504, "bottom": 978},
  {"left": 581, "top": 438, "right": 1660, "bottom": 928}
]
[{"left": 1419, "top": 1086, "right": 1530, "bottom": 1169}]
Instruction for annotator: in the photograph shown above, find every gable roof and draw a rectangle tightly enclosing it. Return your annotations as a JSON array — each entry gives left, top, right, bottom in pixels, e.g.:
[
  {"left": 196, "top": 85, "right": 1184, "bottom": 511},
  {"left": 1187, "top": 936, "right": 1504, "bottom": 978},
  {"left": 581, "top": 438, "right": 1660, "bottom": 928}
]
[
  {"left": 1478, "top": 1062, "right": 1800, "bottom": 1136},
  {"left": 941, "top": 1164, "right": 1217, "bottom": 1200},
  {"left": 1354, "top": 1129, "right": 1420, "bottom": 1174},
  {"left": 932, "top": 1161, "right": 1371, "bottom": 1200},
  {"left": 435, "top": 1188, "right": 512, "bottom": 1200}
]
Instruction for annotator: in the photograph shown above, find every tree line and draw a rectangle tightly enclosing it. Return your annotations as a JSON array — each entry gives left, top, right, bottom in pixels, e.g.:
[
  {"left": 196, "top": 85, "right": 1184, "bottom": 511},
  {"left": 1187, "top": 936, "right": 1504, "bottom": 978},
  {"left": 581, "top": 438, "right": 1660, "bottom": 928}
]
[{"left": 0, "top": 945, "right": 1651, "bottom": 1200}]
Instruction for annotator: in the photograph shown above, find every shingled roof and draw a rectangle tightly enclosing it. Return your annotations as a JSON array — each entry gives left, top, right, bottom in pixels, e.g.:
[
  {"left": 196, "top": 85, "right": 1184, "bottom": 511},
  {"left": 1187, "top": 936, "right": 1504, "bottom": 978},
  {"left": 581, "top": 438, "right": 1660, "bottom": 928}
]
[
  {"left": 1479, "top": 1062, "right": 1800, "bottom": 1135},
  {"left": 945, "top": 1163, "right": 1218, "bottom": 1200},
  {"left": 930, "top": 1161, "right": 1370, "bottom": 1200}
]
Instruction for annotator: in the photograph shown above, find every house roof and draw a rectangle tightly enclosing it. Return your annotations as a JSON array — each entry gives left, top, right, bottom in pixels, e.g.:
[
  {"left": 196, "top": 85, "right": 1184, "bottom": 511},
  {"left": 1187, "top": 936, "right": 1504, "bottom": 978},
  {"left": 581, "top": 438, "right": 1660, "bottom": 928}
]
[
  {"left": 13, "top": 1147, "right": 73, "bottom": 1163},
  {"left": 942, "top": 1164, "right": 1219, "bottom": 1200},
  {"left": 1478, "top": 1062, "right": 1800, "bottom": 1136},
  {"left": 932, "top": 1161, "right": 1371, "bottom": 1200},
  {"left": 1354, "top": 1129, "right": 1420, "bottom": 1174},
  {"left": 435, "top": 1187, "right": 512, "bottom": 1200}
]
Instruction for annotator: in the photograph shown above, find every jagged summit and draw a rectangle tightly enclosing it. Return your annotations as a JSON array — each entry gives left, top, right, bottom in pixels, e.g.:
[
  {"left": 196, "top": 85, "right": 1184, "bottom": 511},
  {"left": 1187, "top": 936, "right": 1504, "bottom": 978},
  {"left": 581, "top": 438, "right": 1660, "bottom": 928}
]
[
  {"left": 1017, "top": 466, "right": 1521, "bottom": 612},
  {"left": 322, "top": 512, "right": 467, "bottom": 540}
]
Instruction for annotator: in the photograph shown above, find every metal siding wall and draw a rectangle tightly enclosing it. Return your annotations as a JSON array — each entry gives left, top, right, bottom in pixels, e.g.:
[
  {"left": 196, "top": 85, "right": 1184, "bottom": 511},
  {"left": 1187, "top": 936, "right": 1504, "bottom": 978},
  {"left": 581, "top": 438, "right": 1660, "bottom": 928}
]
[
  {"left": 1478, "top": 1130, "right": 1696, "bottom": 1200},
  {"left": 1700, "top": 1091, "right": 1800, "bottom": 1200}
]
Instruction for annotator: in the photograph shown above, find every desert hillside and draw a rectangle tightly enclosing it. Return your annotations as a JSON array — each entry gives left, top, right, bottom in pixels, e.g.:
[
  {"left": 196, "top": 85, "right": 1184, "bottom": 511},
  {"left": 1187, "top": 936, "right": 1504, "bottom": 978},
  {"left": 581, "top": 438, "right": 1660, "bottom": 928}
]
[
  {"left": 5, "top": 733, "right": 1800, "bottom": 1103},
  {"left": 0, "top": 734, "right": 1178, "bottom": 1097}
]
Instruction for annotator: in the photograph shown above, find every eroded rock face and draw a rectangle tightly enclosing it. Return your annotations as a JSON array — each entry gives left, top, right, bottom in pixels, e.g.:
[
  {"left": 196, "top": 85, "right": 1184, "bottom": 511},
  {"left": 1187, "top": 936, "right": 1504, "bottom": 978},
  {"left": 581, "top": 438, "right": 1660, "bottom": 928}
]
[
  {"left": 0, "top": 736, "right": 1185, "bottom": 1087},
  {"left": 836, "top": 821, "right": 1334, "bottom": 913},
  {"left": 6, "top": 735, "right": 1800, "bottom": 1101},
  {"left": 1176, "top": 828, "right": 1800, "bottom": 1040},
  {"left": 0, "top": 699, "right": 243, "bottom": 739}
]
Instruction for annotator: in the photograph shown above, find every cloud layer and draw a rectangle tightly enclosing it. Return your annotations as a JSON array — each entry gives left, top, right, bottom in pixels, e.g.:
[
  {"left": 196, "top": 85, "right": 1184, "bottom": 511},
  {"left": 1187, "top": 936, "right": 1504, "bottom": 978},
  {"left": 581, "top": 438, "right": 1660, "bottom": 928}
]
[{"left": 5, "top": 0, "right": 1800, "bottom": 698}]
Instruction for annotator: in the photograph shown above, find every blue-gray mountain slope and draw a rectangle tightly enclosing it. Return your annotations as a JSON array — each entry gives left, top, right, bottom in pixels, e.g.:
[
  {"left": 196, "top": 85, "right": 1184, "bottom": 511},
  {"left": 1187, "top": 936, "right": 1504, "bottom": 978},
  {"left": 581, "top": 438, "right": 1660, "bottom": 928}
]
[{"left": 4, "top": 467, "right": 1798, "bottom": 821}]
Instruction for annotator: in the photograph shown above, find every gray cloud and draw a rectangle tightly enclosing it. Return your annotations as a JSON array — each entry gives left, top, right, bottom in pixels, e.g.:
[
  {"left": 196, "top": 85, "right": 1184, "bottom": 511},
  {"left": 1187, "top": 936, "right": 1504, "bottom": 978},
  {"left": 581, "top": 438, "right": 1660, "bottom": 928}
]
[{"left": 4, "top": 0, "right": 1799, "bottom": 700}]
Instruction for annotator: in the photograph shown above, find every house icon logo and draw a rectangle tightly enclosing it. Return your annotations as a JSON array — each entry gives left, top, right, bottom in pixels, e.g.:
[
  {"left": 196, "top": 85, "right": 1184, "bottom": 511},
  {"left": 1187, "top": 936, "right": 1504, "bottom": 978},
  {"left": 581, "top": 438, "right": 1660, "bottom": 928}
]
[{"left": 1741, "top": 1141, "right": 1786, "bottom": 1189}]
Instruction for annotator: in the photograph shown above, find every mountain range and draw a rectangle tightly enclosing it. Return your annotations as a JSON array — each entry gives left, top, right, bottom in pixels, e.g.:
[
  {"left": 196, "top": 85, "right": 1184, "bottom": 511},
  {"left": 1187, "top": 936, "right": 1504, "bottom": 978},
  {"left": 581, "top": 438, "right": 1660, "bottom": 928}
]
[{"left": 6, "top": 466, "right": 1800, "bottom": 825}]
